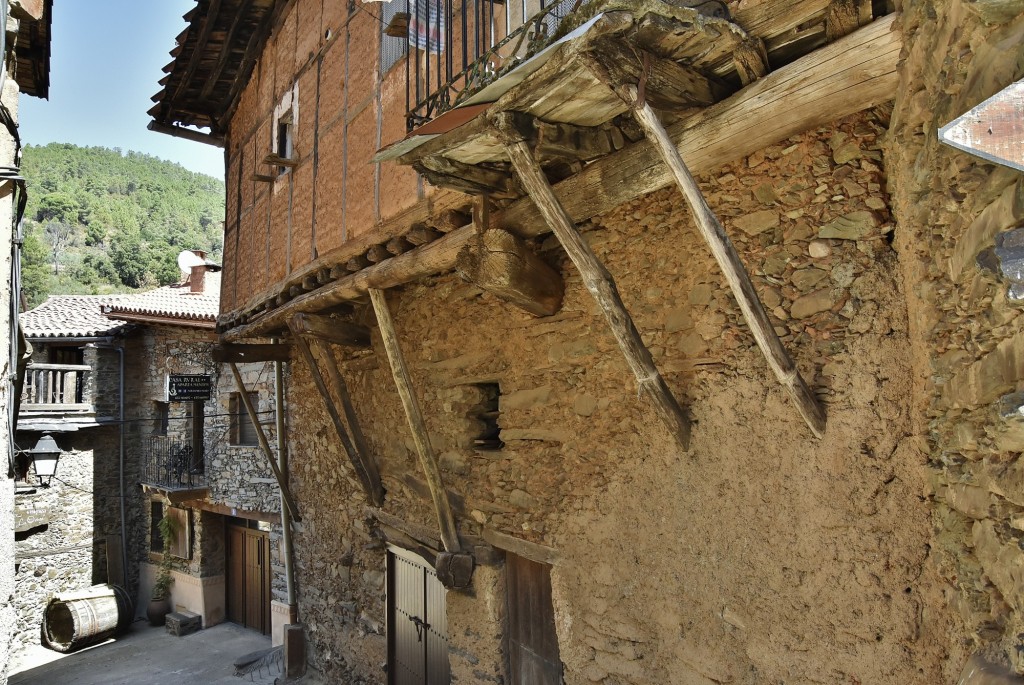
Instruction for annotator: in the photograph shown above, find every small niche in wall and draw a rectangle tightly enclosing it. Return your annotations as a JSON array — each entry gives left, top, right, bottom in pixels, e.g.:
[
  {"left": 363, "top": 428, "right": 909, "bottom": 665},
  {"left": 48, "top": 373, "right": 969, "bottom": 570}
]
[{"left": 472, "top": 383, "right": 504, "bottom": 451}]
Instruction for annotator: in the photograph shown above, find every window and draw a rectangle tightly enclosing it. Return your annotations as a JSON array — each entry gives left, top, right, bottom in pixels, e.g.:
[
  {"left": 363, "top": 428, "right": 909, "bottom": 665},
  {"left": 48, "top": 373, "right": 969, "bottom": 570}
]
[
  {"left": 150, "top": 501, "right": 192, "bottom": 559},
  {"left": 230, "top": 392, "right": 259, "bottom": 446},
  {"left": 381, "top": 0, "right": 410, "bottom": 74},
  {"left": 153, "top": 401, "right": 169, "bottom": 436},
  {"left": 271, "top": 86, "right": 298, "bottom": 173}
]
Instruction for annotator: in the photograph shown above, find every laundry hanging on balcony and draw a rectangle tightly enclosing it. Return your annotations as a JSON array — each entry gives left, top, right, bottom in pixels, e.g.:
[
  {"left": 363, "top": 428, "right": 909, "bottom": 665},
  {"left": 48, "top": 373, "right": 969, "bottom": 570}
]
[{"left": 408, "top": 0, "right": 445, "bottom": 53}]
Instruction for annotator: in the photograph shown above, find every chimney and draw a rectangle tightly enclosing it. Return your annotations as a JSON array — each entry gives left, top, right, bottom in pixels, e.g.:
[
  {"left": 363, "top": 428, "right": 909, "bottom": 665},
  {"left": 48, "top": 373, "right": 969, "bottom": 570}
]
[{"left": 190, "top": 250, "right": 207, "bottom": 293}]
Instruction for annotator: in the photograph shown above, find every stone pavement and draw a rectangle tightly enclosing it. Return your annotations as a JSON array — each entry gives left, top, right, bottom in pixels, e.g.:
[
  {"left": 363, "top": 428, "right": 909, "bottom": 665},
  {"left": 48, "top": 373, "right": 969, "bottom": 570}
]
[{"left": 8, "top": 620, "right": 292, "bottom": 685}]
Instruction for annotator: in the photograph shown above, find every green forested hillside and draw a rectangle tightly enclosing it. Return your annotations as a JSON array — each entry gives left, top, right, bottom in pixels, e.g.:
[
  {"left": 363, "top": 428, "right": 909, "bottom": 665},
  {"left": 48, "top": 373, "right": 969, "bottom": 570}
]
[{"left": 19, "top": 143, "right": 225, "bottom": 307}]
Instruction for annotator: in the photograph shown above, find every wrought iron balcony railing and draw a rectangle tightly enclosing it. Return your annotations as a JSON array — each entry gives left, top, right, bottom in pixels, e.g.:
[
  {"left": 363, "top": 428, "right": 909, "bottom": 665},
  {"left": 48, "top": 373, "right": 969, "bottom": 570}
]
[
  {"left": 141, "top": 435, "right": 206, "bottom": 491},
  {"left": 21, "top": 363, "right": 91, "bottom": 413},
  {"left": 394, "top": 0, "right": 577, "bottom": 131}
]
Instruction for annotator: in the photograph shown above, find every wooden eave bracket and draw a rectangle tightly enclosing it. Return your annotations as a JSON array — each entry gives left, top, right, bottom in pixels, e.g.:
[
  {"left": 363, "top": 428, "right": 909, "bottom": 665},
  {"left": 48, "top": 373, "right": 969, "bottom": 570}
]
[
  {"left": 263, "top": 153, "right": 298, "bottom": 168},
  {"left": 369, "top": 288, "right": 464, "bottom": 557},
  {"left": 228, "top": 363, "right": 303, "bottom": 521},
  {"left": 585, "top": 48, "right": 827, "bottom": 437},
  {"left": 287, "top": 315, "right": 385, "bottom": 506},
  {"left": 491, "top": 110, "right": 693, "bottom": 452},
  {"left": 212, "top": 343, "right": 292, "bottom": 363}
]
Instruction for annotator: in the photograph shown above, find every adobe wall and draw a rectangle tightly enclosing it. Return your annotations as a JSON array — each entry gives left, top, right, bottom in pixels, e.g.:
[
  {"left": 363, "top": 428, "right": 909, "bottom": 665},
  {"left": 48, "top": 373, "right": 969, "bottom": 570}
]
[
  {"left": 286, "top": 110, "right": 964, "bottom": 683},
  {"left": 887, "top": 1, "right": 1024, "bottom": 673},
  {"left": 222, "top": 0, "right": 422, "bottom": 314}
]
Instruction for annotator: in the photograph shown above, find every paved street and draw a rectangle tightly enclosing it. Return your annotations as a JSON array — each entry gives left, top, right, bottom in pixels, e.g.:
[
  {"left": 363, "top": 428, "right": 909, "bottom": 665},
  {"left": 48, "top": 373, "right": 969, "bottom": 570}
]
[{"left": 9, "top": 621, "right": 288, "bottom": 685}]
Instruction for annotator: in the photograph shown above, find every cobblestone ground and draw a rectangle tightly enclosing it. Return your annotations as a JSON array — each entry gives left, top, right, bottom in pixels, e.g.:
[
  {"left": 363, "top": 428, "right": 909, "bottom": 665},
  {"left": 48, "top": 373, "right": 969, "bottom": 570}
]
[{"left": 7, "top": 620, "right": 316, "bottom": 685}]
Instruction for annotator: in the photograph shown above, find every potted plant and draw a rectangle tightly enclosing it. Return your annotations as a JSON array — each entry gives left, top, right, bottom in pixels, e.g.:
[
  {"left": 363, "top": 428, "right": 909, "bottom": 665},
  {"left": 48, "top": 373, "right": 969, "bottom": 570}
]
[{"left": 146, "top": 511, "right": 178, "bottom": 626}]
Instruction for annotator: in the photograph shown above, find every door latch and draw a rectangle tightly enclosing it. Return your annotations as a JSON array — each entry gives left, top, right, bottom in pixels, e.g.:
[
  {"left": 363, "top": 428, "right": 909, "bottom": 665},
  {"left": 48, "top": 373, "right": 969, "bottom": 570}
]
[{"left": 409, "top": 615, "right": 430, "bottom": 642}]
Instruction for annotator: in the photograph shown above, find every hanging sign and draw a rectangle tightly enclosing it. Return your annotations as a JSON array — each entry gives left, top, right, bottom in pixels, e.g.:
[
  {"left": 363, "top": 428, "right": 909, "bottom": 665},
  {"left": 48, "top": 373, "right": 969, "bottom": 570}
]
[{"left": 168, "top": 374, "right": 212, "bottom": 401}]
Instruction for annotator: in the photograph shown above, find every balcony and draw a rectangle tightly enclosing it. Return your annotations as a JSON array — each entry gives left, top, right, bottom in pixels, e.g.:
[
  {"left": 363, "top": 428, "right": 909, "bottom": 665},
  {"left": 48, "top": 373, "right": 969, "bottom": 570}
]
[
  {"left": 398, "top": 0, "right": 576, "bottom": 130},
  {"left": 18, "top": 363, "right": 98, "bottom": 432},
  {"left": 140, "top": 435, "right": 208, "bottom": 503}
]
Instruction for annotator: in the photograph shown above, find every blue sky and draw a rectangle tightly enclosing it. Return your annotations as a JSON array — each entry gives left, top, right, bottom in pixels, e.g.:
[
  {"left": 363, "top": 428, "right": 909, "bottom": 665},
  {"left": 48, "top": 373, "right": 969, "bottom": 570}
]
[{"left": 19, "top": 0, "right": 224, "bottom": 180}]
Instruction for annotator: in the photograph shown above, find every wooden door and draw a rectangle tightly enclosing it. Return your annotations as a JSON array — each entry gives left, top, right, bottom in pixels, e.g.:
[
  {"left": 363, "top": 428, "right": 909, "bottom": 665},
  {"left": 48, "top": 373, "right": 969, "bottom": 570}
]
[
  {"left": 506, "top": 554, "right": 562, "bottom": 685},
  {"left": 226, "top": 523, "right": 271, "bottom": 634},
  {"left": 388, "top": 548, "right": 449, "bottom": 685}
]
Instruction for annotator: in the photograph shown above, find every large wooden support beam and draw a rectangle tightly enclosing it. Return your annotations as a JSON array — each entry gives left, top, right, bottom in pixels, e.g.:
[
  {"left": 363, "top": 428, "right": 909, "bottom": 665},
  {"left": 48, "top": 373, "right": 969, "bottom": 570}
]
[
  {"left": 228, "top": 363, "right": 302, "bottom": 521},
  {"left": 288, "top": 319, "right": 385, "bottom": 506},
  {"left": 626, "top": 89, "right": 826, "bottom": 438},
  {"left": 289, "top": 313, "right": 371, "bottom": 348},
  {"left": 494, "top": 113, "right": 691, "bottom": 452},
  {"left": 312, "top": 337, "right": 384, "bottom": 504},
  {"left": 221, "top": 18, "right": 900, "bottom": 342},
  {"left": 456, "top": 228, "right": 564, "bottom": 316},
  {"left": 368, "top": 288, "right": 462, "bottom": 554},
  {"left": 212, "top": 343, "right": 292, "bottom": 363}
]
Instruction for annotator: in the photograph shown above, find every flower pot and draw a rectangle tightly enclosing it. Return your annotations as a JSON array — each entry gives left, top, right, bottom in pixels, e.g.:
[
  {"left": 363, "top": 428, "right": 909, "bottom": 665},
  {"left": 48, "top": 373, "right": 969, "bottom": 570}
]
[{"left": 147, "top": 597, "right": 171, "bottom": 627}]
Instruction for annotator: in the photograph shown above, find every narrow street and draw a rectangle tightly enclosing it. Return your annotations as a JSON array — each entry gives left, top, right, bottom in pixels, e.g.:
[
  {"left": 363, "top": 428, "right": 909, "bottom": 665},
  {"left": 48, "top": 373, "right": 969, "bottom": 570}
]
[{"left": 9, "top": 622, "right": 284, "bottom": 685}]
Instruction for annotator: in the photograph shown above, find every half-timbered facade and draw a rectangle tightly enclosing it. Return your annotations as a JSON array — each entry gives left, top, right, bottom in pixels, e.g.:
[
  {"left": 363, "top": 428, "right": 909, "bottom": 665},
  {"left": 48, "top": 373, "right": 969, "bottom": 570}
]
[{"left": 152, "top": 0, "right": 1024, "bottom": 682}]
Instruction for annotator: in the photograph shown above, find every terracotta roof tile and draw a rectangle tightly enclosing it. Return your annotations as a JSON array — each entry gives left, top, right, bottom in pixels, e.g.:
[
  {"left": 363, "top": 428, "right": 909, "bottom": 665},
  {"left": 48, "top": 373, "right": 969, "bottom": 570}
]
[
  {"left": 21, "top": 295, "right": 129, "bottom": 339},
  {"left": 103, "top": 271, "right": 220, "bottom": 322}
]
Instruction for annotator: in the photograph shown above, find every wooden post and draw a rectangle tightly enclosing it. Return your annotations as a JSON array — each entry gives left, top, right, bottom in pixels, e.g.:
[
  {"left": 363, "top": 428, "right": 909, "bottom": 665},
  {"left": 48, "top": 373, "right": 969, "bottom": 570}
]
[
  {"left": 623, "top": 87, "right": 826, "bottom": 438},
  {"left": 368, "top": 288, "right": 461, "bottom": 553},
  {"left": 493, "top": 113, "right": 691, "bottom": 452},
  {"left": 312, "top": 336, "right": 383, "bottom": 502},
  {"left": 228, "top": 363, "right": 303, "bottom": 521},
  {"left": 456, "top": 228, "right": 564, "bottom": 316},
  {"left": 287, "top": 323, "right": 385, "bottom": 506}
]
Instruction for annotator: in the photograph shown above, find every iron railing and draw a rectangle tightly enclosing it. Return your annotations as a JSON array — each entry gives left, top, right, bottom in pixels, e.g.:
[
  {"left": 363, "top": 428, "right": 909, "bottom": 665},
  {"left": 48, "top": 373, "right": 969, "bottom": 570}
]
[
  {"left": 141, "top": 435, "right": 206, "bottom": 490},
  {"left": 393, "top": 0, "right": 578, "bottom": 131},
  {"left": 21, "top": 363, "right": 90, "bottom": 412}
]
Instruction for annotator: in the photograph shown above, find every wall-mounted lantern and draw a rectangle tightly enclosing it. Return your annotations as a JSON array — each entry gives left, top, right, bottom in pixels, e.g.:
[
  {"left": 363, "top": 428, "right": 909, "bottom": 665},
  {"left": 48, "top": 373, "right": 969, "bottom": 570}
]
[{"left": 25, "top": 434, "right": 62, "bottom": 487}]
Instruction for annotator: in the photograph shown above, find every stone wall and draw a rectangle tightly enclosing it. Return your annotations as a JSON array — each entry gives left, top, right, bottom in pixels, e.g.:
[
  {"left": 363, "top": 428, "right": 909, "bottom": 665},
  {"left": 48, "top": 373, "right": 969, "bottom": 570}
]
[
  {"left": 887, "top": 1, "right": 1024, "bottom": 674},
  {"left": 285, "top": 110, "right": 964, "bottom": 683},
  {"left": 11, "top": 427, "right": 121, "bottom": 660}
]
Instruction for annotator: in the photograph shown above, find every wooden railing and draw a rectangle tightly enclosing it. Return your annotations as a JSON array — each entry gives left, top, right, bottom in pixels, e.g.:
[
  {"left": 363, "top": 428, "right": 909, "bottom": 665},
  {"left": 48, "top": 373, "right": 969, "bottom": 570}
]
[{"left": 21, "top": 363, "right": 91, "bottom": 412}]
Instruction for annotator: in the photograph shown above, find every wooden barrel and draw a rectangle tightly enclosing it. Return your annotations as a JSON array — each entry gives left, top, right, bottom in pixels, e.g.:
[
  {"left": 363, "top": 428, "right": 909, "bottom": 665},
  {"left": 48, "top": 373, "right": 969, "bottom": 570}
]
[{"left": 42, "top": 584, "right": 134, "bottom": 653}]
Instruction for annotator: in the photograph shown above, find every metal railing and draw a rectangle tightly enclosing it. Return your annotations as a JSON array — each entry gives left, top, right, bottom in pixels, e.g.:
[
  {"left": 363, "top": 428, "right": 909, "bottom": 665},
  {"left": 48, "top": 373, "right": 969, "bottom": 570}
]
[
  {"left": 21, "top": 363, "right": 91, "bottom": 411},
  {"left": 141, "top": 435, "right": 206, "bottom": 490},
  {"left": 395, "top": 0, "right": 578, "bottom": 131}
]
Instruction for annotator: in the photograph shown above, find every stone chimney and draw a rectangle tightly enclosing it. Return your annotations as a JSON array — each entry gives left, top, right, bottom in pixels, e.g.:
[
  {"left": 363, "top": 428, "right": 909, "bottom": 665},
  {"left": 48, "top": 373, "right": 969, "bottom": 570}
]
[{"left": 190, "top": 249, "right": 207, "bottom": 293}]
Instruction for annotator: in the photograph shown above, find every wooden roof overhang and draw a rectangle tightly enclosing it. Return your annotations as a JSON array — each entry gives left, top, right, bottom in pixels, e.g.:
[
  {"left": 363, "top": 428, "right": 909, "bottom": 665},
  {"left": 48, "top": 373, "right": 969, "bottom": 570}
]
[
  {"left": 148, "top": 0, "right": 279, "bottom": 142},
  {"left": 12, "top": 0, "right": 51, "bottom": 99},
  {"left": 218, "top": 0, "right": 900, "bottom": 431},
  {"left": 218, "top": 0, "right": 890, "bottom": 342}
]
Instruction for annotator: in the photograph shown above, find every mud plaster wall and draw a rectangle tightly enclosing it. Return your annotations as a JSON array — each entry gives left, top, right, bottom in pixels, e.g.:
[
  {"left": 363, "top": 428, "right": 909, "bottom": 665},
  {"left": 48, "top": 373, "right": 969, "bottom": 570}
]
[
  {"left": 886, "top": 1, "right": 1024, "bottom": 673},
  {"left": 286, "top": 110, "right": 963, "bottom": 683}
]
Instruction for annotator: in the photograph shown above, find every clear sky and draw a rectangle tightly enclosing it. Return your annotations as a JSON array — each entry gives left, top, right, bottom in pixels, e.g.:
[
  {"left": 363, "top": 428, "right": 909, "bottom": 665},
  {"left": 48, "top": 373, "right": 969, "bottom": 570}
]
[{"left": 19, "top": 0, "right": 224, "bottom": 180}]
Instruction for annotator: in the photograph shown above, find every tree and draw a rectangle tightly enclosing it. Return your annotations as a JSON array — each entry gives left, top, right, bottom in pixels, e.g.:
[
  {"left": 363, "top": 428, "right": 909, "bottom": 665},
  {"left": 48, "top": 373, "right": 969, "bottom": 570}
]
[{"left": 43, "top": 221, "right": 75, "bottom": 275}]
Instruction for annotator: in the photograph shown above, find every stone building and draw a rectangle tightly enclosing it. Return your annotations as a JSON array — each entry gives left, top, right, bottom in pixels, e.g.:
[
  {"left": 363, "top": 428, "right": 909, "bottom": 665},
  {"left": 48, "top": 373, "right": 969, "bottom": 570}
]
[
  {"left": 12, "top": 296, "right": 128, "bottom": 661},
  {"left": 2, "top": 1, "right": 53, "bottom": 683},
  {"left": 100, "top": 260, "right": 286, "bottom": 636},
  {"left": 149, "top": 0, "right": 1024, "bottom": 682}
]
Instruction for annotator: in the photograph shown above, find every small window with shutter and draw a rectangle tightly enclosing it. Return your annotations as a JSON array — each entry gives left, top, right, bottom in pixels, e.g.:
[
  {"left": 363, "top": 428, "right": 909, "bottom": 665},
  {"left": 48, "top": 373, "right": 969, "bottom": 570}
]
[{"left": 229, "top": 392, "right": 259, "bottom": 446}]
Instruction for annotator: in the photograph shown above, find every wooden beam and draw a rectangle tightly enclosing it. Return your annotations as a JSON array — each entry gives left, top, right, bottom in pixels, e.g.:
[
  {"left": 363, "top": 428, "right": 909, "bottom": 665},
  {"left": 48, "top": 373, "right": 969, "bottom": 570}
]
[
  {"left": 733, "top": 38, "right": 769, "bottom": 86},
  {"left": 824, "top": 0, "right": 860, "bottom": 42},
  {"left": 221, "top": 18, "right": 900, "bottom": 341},
  {"left": 211, "top": 343, "right": 292, "bottom": 363},
  {"left": 287, "top": 323, "right": 384, "bottom": 506},
  {"left": 482, "top": 528, "right": 558, "bottom": 565},
  {"left": 313, "top": 337, "right": 385, "bottom": 506},
  {"left": 147, "top": 121, "right": 225, "bottom": 148},
  {"left": 456, "top": 228, "right": 564, "bottom": 317},
  {"left": 414, "top": 155, "right": 515, "bottom": 197},
  {"left": 494, "top": 112, "right": 692, "bottom": 452},
  {"left": 626, "top": 88, "right": 826, "bottom": 438},
  {"left": 366, "top": 244, "right": 391, "bottom": 263},
  {"left": 289, "top": 313, "right": 370, "bottom": 348},
  {"left": 369, "top": 288, "right": 461, "bottom": 554},
  {"left": 405, "top": 225, "right": 442, "bottom": 245},
  {"left": 228, "top": 363, "right": 302, "bottom": 522},
  {"left": 264, "top": 153, "right": 298, "bottom": 168}
]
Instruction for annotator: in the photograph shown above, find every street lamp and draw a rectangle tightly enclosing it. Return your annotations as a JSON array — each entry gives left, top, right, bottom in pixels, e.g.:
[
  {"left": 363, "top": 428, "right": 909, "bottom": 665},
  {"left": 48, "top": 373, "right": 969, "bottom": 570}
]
[{"left": 25, "top": 434, "right": 62, "bottom": 487}]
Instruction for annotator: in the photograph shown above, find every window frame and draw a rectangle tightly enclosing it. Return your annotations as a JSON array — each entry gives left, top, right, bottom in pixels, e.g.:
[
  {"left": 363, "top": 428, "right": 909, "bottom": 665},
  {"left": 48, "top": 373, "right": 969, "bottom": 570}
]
[{"left": 229, "top": 391, "right": 260, "bottom": 447}]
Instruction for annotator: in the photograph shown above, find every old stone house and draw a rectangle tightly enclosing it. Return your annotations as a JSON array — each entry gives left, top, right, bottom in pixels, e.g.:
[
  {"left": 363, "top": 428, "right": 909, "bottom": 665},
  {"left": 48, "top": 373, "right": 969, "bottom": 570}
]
[
  {"left": 2, "top": 1, "right": 54, "bottom": 682},
  {"left": 12, "top": 296, "right": 128, "bottom": 661},
  {"left": 9, "top": 257, "right": 287, "bottom": 663},
  {"left": 149, "top": 0, "right": 1024, "bottom": 682}
]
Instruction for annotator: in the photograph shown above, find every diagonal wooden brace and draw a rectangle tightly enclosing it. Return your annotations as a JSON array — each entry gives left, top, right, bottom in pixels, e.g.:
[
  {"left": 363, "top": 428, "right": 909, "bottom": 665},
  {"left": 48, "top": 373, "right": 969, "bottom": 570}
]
[
  {"left": 369, "top": 288, "right": 462, "bottom": 554},
  {"left": 228, "top": 362, "right": 303, "bottom": 521},
  {"left": 616, "top": 83, "right": 826, "bottom": 438},
  {"left": 288, "top": 317, "right": 385, "bottom": 506},
  {"left": 492, "top": 111, "right": 691, "bottom": 452}
]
